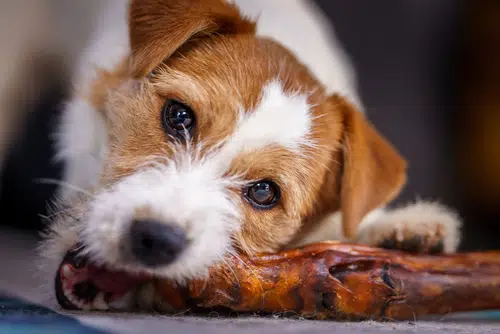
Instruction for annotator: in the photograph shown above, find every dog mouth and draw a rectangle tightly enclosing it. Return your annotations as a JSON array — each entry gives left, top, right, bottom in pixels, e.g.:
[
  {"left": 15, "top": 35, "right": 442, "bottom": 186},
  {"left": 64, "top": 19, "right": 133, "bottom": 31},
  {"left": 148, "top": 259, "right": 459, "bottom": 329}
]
[{"left": 55, "top": 247, "right": 152, "bottom": 310}]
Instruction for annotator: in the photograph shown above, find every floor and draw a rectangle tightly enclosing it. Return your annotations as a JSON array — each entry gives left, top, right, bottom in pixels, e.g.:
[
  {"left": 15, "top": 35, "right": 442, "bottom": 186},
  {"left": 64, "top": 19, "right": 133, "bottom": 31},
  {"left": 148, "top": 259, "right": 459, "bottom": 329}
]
[{"left": 2, "top": 227, "right": 500, "bottom": 334}]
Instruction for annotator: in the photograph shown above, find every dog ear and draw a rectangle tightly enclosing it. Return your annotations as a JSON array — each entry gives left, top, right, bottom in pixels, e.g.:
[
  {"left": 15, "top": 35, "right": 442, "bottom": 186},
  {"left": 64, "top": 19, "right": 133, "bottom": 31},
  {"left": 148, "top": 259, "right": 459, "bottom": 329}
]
[
  {"left": 128, "top": 0, "right": 256, "bottom": 77},
  {"left": 329, "top": 95, "right": 407, "bottom": 239}
]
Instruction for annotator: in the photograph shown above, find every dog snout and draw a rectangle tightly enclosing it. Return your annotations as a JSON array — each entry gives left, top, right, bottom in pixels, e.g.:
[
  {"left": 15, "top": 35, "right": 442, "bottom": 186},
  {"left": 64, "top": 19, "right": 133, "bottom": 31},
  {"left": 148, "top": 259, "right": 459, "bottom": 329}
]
[{"left": 129, "top": 219, "right": 188, "bottom": 267}]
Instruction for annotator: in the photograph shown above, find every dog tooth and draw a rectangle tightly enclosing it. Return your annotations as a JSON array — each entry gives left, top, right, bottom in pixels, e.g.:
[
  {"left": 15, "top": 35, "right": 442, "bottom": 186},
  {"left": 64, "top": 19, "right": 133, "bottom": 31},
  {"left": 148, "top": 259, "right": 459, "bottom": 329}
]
[
  {"left": 62, "top": 264, "right": 73, "bottom": 278},
  {"left": 80, "top": 302, "right": 92, "bottom": 311},
  {"left": 93, "top": 292, "right": 109, "bottom": 310},
  {"left": 75, "top": 298, "right": 87, "bottom": 310},
  {"left": 67, "top": 294, "right": 78, "bottom": 306},
  {"left": 65, "top": 291, "right": 73, "bottom": 300},
  {"left": 109, "top": 291, "right": 134, "bottom": 311},
  {"left": 63, "top": 288, "right": 72, "bottom": 299}
]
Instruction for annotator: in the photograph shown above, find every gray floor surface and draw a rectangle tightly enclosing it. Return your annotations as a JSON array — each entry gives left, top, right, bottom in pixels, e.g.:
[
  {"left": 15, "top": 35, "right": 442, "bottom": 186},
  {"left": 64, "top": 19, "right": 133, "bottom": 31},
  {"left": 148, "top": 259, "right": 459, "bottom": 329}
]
[{"left": 2, "top": 227, "right": 500, "bottom": 334}]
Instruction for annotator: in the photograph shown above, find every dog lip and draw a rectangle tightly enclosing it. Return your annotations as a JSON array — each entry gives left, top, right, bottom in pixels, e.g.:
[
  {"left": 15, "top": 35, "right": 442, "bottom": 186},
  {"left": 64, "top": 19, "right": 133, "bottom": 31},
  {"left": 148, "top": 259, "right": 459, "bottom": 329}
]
[
  {"left": 54, "top": 268, "right": 81, "bottom": 310},
  {"left": 89, "top": 266, "right": 152, "bottom": 294},
  {"left": 55, "top": 248, "right": 153, "bottom": 310}
]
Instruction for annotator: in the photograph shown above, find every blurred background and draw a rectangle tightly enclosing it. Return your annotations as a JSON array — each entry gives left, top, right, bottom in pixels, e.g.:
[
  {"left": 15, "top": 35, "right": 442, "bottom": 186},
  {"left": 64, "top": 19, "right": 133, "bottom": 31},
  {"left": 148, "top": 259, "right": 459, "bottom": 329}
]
[{"left": 0, "top": 0, "right": 499, "bottom": 251}]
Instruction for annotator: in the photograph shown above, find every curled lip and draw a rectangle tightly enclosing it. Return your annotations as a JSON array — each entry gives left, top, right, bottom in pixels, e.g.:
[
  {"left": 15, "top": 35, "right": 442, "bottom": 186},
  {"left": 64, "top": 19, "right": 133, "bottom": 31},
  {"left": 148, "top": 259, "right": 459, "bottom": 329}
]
[{"left": 54, "top": 247, "right": 152, "bottom": 311}]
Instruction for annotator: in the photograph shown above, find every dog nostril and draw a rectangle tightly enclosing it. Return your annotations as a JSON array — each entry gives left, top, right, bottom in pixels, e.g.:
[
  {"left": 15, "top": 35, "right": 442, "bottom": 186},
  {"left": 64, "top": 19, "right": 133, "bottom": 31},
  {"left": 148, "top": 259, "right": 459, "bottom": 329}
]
[{"left": 129, "top": 219, "right": 188, "bottom": 267}]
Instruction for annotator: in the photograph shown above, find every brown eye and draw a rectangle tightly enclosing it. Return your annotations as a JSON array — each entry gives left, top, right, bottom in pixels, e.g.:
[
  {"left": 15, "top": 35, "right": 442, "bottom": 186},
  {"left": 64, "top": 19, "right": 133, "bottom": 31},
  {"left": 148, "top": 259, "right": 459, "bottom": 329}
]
[
  {"left": 244, "top": 180, "right": 280, "bottom": 209},
  {"left": 162, "top": 99, "right": 195, "bottom": 138}
]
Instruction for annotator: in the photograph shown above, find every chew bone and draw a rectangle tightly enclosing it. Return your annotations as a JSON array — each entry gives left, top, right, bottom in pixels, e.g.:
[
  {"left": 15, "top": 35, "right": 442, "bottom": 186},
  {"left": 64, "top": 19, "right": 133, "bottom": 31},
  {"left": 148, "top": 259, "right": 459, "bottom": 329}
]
[{"left": 154, "top": 242, "right": 500, "bottom": 320}]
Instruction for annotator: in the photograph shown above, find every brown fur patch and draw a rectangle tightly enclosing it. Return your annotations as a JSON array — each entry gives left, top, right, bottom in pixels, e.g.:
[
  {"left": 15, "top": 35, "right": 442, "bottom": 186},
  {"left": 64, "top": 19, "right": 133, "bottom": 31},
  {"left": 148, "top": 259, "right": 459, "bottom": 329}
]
[
  {"left": 129, "top": 0, "right": 256, "bottom": 77},
  {"left": 83, "top": 0, "right": 407, "bottom": 257}
]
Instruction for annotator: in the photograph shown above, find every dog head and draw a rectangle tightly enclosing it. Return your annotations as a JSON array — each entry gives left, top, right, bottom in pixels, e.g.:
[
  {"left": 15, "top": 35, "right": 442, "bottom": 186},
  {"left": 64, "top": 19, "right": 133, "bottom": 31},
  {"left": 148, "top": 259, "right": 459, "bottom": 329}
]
[{"left": 46, "top": 0, "right": 407, "bottom": 304}]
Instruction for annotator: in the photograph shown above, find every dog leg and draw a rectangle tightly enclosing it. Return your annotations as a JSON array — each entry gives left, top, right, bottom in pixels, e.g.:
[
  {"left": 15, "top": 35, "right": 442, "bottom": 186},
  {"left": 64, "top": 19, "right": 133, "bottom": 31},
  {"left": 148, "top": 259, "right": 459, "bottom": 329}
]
[{"left": 355, "top": 201, "right": 462, "bottom": 254}]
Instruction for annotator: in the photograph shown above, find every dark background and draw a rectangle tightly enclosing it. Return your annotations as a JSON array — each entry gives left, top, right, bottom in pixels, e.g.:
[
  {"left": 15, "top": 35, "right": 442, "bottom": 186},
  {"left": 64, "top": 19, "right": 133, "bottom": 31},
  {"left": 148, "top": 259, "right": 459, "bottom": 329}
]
[{"left": 1, "top": 0, "right": 499, "bottom": 251}]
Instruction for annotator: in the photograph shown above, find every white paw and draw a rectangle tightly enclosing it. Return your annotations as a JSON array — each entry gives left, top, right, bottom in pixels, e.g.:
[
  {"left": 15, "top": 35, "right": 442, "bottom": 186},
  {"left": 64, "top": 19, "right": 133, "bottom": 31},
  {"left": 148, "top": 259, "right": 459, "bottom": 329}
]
[{"left": 355, "top": 201, "right": 462, "bottom": 254}]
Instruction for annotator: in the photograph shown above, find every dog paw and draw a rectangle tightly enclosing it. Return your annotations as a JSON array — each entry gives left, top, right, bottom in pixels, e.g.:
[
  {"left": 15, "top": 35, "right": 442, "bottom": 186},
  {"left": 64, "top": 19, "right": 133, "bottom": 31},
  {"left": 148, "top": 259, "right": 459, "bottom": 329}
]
[{"left": 355, "top": 202, "right": 462, "bottom": 254}]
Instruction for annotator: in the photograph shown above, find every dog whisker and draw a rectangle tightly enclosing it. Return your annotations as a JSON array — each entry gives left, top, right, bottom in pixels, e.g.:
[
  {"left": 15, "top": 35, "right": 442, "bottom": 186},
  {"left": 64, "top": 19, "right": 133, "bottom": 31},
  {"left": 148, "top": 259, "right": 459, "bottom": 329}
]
[{"left": 35, "top": 178, "right": 95, "bottom": 199}]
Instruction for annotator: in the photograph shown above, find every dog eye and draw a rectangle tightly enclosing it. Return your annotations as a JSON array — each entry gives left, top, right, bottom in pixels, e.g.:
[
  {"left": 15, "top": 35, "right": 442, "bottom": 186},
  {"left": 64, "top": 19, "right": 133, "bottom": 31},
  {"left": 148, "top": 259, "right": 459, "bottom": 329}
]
[
  {"left": 162, "top": 99, "right": 195, "bottom": 137},
  {"left": 244, "top": 180, "right": 280, "bottom": 209}
]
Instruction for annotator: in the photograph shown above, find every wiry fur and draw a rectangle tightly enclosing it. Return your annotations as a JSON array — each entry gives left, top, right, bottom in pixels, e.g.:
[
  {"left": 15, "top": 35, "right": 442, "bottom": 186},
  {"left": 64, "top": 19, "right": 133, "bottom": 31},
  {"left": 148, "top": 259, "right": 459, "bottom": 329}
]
[
  {"left": 39, "top": 0, "right": 462, "bottom": 311},
  {"left": 37, "top": 195, "right": 89, "bottom": 302},
  {"left": 80, "top": 146, "right": 244, "bottom": 283}
]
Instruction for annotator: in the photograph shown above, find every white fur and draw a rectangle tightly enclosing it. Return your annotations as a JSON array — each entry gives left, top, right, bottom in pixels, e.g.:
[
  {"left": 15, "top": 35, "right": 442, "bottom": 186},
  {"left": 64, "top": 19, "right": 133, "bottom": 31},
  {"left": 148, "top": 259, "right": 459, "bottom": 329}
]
[
  {"left": 54, "top": 97, "right": 108, "bottom": 201},
  {"left": 80, "top": 151, "right": 242, "bottom": 282},
  {"left": 235, "top": 80, "right": 312, "bottom": 152},
  {"left": 293, "top": 202, "right": 462, "bottom": 253},
  {"left": 212, "top": 80, "right": 313, "bottom": 173},
  {"left": 290, "top": 209, "right": 386, "bottom": 248},
  {"left": 289, "top": 212, "right": 345, "bottom": 248},
  {"left": 355, "top": 201, "right": 462, "bottom": 253}
]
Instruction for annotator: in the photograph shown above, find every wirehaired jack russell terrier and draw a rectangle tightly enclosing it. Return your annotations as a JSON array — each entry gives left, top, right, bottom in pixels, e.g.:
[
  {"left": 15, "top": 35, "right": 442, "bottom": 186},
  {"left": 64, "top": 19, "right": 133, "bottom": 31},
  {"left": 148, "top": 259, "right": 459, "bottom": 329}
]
[{"left": 39, "top": 0, "right": 462, "bottom": 311}]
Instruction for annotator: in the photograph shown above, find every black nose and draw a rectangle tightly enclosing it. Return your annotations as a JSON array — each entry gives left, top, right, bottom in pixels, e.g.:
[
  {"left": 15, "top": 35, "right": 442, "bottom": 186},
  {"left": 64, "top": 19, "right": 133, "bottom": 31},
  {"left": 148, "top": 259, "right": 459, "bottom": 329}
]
[{"left": 129, "top": 219, "right": 188, "bottom": 267}]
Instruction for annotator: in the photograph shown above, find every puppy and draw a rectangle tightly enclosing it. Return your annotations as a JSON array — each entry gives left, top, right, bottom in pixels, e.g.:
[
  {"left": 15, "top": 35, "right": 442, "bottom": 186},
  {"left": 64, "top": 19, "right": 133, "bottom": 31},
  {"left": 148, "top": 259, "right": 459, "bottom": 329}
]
[{"left": 40, "top": 0, "right": 461, "bottom": 311}]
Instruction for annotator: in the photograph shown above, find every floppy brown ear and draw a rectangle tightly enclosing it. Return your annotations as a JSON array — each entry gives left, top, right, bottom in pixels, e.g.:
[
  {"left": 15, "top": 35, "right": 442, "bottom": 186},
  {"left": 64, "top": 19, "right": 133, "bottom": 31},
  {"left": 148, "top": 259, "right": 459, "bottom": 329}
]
[
  {"left": 332, "top": 95, "right": 407, "bottom": 239},
  {"left": 128, "top": 0, "right": 256, "bottom": 77}
]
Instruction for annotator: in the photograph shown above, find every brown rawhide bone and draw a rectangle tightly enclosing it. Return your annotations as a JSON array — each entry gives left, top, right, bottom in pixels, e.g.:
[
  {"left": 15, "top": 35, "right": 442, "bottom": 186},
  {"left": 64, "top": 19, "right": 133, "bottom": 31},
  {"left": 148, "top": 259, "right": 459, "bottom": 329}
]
[{"left": 154, "top": 242, "right": 500, "bottom": 320}]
